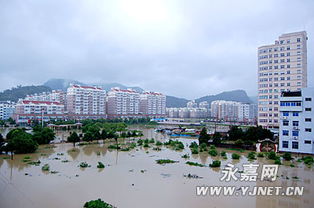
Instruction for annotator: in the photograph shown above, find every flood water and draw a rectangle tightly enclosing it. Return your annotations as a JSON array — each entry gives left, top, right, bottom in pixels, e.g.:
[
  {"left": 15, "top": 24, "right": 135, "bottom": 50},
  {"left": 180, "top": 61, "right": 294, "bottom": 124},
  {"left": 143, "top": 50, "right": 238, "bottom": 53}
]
[{"left": 0, "top": 127, "right": 313, "bottom": 208}]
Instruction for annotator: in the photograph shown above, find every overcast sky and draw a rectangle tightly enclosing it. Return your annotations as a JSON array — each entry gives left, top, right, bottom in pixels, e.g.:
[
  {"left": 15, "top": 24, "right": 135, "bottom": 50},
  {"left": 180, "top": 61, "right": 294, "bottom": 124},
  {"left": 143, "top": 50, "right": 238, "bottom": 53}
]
[{"left": 0, "top": 0, "right": 313, "bottom": 99}]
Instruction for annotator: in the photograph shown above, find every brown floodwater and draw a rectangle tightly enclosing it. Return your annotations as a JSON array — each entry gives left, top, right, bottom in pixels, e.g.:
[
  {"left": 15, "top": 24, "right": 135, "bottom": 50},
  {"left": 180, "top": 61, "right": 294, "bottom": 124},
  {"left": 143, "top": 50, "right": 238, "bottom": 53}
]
[{"left": 0, "top": 127, "right": 313, "bottom": 208}]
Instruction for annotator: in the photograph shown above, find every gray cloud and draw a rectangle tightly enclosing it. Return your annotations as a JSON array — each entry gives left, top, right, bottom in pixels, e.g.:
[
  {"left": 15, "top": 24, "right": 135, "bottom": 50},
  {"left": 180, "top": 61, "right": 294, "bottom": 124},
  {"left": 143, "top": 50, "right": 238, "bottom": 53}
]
[{"left": 0, "top": 0, "right": 313, "bottom": 99}]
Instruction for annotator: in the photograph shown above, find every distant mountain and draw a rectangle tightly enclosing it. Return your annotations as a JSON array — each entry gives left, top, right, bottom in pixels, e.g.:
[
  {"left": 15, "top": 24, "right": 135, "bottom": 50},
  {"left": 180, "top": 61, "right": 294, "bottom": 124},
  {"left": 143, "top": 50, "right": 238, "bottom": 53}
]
[
  {"left": 43, "top": 79, "right": 85, "bottom": 91},
  {"left": 43, "top": 79, "right": 144, "bottom": 92},
  {"left": 166, "top": 96, "right": 189, "bottom": 108},
  {"left": 195, "top": 90, "right": 252, "bottom": 104},
  {"left": 0, "top": 85, "right": 51, "bottom": 102}
]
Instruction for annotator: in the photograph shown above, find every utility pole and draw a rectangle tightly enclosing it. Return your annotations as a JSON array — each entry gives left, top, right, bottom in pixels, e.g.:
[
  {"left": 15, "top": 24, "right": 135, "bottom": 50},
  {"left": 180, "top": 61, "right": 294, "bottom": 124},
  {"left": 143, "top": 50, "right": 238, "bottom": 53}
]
[{"left": 41, "top": 107, "right": 44, "bottom": 128}]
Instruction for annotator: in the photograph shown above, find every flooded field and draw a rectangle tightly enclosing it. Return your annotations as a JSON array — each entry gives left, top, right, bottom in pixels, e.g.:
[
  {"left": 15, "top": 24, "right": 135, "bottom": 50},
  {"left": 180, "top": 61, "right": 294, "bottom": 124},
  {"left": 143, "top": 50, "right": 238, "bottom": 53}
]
[{"left": 0, "top": 127, "right": 313, "bottom": 208}]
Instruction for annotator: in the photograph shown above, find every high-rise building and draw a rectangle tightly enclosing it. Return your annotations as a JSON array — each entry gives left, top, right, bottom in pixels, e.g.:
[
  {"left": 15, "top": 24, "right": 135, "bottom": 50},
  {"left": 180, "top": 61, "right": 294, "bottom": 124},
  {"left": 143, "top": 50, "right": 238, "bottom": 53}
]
[
  {"left": 166, "top": 108, "right": 179, "bottom": 118},
  {"left": 211, "top": 100, "right": 239, "bottom": 121},
  {"left": 199, "top": 101, "right": 210, "bottom": 110},
  {"left": 187, "top": 100, "right": 198, "bottom": 108},
  {"left": 139, "top": 92, "right": 166, "bottom": 116},
  {"left": 258, "top": 31, "right": 308, "bottom": 128},
  {"left": 14, "top": 100, "right": 65, "bottom": 123},
  {"left": 238, "top": 103, "right": 257, "bottom": 123},
  {"left": 25, "top": 90, "right": 66, "bottom": 104},
  {"left": 279, "top": 88, "right": 314, "bottom": 154},
  {"left": 66, "top": 84, "right": 106, "bottom": 119},
  {"left": 0, "top": 101, "right": 15, "bottom": 120},
  {"left": 211, "top": 100, "right": 257, "bottom": 123},
  {"left": 106, "top": 88, "right": 140, "bottom": 118}
]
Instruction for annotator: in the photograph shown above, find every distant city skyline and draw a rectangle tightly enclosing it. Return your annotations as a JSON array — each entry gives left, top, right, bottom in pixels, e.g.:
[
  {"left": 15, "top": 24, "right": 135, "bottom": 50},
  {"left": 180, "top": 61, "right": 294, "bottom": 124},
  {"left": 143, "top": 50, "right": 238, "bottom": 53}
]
[{"left": 0, "top": 0, "right": 313, "bottom": 99}]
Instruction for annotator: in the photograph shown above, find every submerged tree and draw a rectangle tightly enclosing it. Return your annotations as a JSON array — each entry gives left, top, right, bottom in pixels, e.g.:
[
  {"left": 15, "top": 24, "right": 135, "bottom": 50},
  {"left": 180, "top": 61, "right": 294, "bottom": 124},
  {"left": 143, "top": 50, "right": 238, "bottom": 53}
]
[
  {"left": 212, "top": 132, "right": 222, "bottom": 145},
  {"left": 227, "top": 126, "right": 244, "bottom": 141},
  {"left": 67, "top": 132, "right": 80, "bottom": 146},
  {"left": 32, "top": 127, "right": 55, "bottom": 144},
  {"left": 5, "top": 128, "right": 38, "bottom": 157},
  {"left": 198, "top": 127, "right": 210, "bottom": 144}
]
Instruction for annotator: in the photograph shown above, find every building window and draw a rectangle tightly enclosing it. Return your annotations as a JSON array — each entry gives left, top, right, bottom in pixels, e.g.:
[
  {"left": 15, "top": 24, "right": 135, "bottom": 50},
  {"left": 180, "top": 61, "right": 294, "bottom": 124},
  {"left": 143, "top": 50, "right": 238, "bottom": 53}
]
[
  {"left": 292, "top": 131, "right": 299, "bottom": 136},
  {"left": 305, "top": 118, "right": 312, "bottom": 122},
  {"left": 282, "top": 130, "right": 289, "bottom": 136},
  {"left": 305, "top": 97, "right": 312, "bottom": 101},
  {"left": 293, "top": 112, "right": 299, "bottom": 116},
  {"left": 297, "top": 38, "right": 301, "bottom": 42},
  {"left": 283, "top": 120, "right": 289, "bottom": 126},
  {"left": 282, "top": 141, "right": 289, "bottom": 148},
  {"left": 283, "top": 112, "right": 289, "bottom": 116},
  {"left": 305, "top": 108, "right": 312, "bottom": 111},
  {"left": 305, "top": 128, "right": 312, "bottom": 132},
  {"left": 292, "top": 121, "right": 299, "bottom": 126},
  {"left": 292, "top": 141, "right": 299, "bottom": 149},
  {"left": 304, "top": 140, "right": 312, "bottom": 144}
]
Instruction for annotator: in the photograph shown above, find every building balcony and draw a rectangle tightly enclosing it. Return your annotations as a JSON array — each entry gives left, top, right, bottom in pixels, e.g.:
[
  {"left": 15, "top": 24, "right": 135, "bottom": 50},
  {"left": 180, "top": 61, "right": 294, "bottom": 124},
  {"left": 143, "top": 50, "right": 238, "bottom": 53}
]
[{"left": 279, "top": 106, "right": 302, "bottom": 112}]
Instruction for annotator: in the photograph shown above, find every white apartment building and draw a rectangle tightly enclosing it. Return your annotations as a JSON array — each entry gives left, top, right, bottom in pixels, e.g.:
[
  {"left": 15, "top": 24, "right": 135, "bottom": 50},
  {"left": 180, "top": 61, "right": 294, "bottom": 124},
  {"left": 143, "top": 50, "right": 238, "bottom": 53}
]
[
  {"left": 199, "top": 101, "right": 210, "bottom": 109},
  {"left": 14, "top": 100, "right": 65, "bottom": 123},
  {"left": 258, "top": 31, "right": 308, "bottom": 128},
  {"left": 238, "top": 103, "right": 257, "bottom": 122},
  {"left": 66, "top": 85, "right": 106, "bottom": 118},
  {"left": 279, "top": 88, "right": 314, "bottom": 154},
  {"left": 166, "top": 108, "right": 179, "bottom": 118},
  {"left": 211, "top": 100, "right": 239, "bottom": 121},
  {"left": 25, "top": 90, "right": 66, "bottom": 104},
  {"left": 187, "top": 100, "right": 198, "bottom": 108},
  {"left": 178, "top": 108, "right": 190, "bottom": 118},
  {"left": 106, "top": 88, "right": 140, "bottom": 118},
  {"left": 139, "top": 92, "right": 166, "bottom": 116},
  {"left": 0, "top": 101, "right": 15, "bottom": 120},
  {"left": 211, "top": 100, "right": 257, "bottom": 122},
  {"left": 189, "top": 108, "right": 208, "bottom": 118}
]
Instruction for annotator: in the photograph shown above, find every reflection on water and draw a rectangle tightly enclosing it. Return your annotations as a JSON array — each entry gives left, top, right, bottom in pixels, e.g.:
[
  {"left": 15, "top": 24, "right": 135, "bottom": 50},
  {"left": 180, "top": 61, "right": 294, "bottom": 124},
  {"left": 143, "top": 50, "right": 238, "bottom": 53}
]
[{"left": 0, "top": 127, "right": 313, "bottom": 208}]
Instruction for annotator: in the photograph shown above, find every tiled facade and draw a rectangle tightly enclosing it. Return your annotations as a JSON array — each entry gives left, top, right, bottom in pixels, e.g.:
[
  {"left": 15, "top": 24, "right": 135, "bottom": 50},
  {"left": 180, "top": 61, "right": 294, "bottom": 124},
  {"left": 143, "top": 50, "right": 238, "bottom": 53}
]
[
  {"left": 14, "top": 100, "right": 65, "bottom": 123},
  {"left": 258, "top": 31, "right": 308, "bottom": 128},
  {"left": 106, "top": 88, "right": 140, "bottom": 118},
  {"left": 139, "top": 92, "right": 166, "bottom": 116},
  {"left": 66, "top": 85, "right": 106, "bottom": 119},
  {"left": 0, "top": 101, "right": 15, "bottom": 120},
  {"left": 279, "top": 88, "right": 314, "bottom": 154}
]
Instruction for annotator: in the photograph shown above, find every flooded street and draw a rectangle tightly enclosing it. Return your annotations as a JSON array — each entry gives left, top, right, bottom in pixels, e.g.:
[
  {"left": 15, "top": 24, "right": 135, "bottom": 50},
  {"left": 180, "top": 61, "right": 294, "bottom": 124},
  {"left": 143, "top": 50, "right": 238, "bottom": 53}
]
[{"left": 0, "top": 127, "right": 313, "bottom": 208}]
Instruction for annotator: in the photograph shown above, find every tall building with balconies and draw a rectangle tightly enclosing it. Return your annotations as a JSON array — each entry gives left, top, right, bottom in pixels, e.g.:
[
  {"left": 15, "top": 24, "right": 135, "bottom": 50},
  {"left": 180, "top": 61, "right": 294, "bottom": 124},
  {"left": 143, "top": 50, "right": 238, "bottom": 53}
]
[
  {"left": 0, "top": 101, "right": 15, "bottom": 120},
  {"left": 258, "top": 31, "right": 308, "bottom": 129},
  {"left": 25, "top": 90, "right": 66, "bottom": 104},
  {"left": 106, "top": 88, "right": 140, "bottom": 118},
  {"left": 279, "top": 88, "right": 314, "bottom": 154},
  {"left": 14, "top": 100, "right": 65, "bottom": 123},
  {"left": 139, "top": 92, "right": 166, "bottom": 116},
  {"left": 66, "top": 84, "right": 106, "bottom": 119},
  {"left": 211, "top": 100, "right": 239, "bottom": 121}
]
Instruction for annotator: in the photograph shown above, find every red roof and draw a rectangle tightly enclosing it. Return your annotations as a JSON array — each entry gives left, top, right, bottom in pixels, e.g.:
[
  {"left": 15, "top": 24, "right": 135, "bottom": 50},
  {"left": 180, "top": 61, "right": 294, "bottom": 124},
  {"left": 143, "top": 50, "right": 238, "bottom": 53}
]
[
  {"left": 112, "top": 88, "right": 137, "bottom": 93},
  {"left": 72, "top": 85, "right": 102, "bottom": 90},
  {"left": 21, "top": 100, "right": 63, "bottom": 105},
  {"left": 143, "top": 92, "right": 163, "bottom": 95}
]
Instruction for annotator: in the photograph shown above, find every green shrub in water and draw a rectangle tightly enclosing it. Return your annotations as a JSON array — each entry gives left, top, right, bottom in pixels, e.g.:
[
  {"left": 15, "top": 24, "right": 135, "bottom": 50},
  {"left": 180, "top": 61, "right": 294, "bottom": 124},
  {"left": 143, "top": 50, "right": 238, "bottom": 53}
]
[
  {"left": 97, "top": 162, "right": 105, "bottom": 169},
  {"left": 209, "top": 160, "right": 221, "bottom": 168},
  {"left": 84, "top": 199, "right": 115, "bottom": 208},
  {"left": 42, "top": 164, "right": 50, "bottom": 171},
  {"left": 208, "top": 149, "right": 218, "bottom": 157},
  {"left": 186, "top": 161, "right": 204, "bottom": 167},
  {"left": 232, "top": 153, "right": 240, "bottom": 160}
]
